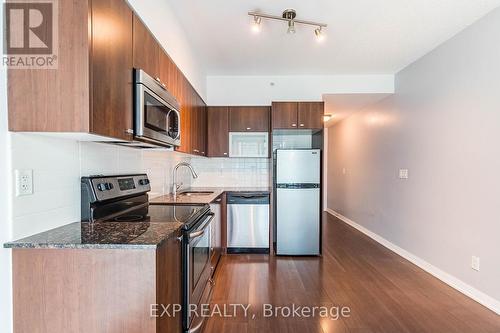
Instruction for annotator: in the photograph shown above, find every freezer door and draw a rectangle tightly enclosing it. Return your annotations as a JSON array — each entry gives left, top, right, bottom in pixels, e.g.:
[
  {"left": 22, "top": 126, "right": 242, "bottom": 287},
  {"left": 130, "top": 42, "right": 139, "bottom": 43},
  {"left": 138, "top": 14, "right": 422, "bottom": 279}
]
[
  {"left": 276, "top": 150, "right": 321, "bottom": 184},
  {"left": 276, "top": 188, "right": 320, "bottom": 255}
]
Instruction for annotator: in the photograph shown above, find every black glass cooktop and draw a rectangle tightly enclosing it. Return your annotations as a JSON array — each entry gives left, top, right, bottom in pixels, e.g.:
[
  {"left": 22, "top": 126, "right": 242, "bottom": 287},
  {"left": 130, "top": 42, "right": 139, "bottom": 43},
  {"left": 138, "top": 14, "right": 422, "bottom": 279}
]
[{"left": 101, "top": 203, "right": 210, "bottom": 230}]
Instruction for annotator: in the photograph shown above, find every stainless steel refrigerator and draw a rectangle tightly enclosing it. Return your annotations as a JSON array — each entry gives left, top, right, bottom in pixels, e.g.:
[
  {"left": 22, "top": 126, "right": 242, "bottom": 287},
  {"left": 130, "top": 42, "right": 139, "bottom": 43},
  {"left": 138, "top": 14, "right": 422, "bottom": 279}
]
[{"left": 275, "top": 149, "right": 321, "bottom": 255}]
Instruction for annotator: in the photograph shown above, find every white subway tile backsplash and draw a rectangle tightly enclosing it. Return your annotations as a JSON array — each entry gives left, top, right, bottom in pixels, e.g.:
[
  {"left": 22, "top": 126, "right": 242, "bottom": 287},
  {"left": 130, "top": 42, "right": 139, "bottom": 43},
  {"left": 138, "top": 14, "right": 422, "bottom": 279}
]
[
  {"left": 12, "top": 205, "right": 81, "bottom": 239},
  {"left": 190, "top": 157, "right": 271, "bottom": 187}
]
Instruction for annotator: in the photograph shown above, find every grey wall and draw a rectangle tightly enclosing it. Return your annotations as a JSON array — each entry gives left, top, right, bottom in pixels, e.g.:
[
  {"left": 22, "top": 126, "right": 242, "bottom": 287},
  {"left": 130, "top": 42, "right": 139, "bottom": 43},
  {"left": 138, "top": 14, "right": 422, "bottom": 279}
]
[{"left": 327, "top": 7, "right": 500, "bottom": 303}]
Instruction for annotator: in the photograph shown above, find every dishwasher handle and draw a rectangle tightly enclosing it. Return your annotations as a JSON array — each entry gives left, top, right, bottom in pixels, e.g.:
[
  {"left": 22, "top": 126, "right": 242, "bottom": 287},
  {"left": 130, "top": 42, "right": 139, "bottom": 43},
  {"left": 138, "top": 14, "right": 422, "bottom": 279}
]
[{"left": 227, "top": 193, "right": 269, "bottom": 205}]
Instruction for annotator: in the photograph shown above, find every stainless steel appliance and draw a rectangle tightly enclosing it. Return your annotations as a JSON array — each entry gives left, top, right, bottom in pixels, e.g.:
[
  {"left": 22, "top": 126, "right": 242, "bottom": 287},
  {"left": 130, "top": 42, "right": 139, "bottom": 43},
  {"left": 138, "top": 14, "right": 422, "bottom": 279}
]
[
  {"left": 134, "top": 69, "right": 181, "bottom": 148},
  {"left": 275, "top": 149, "right": 321, "bottom": 255},
  {"left": 180, "top": 209, "right": 214, "bottom": 333},
  {"left": 227, "top": 192, "right": 270, "bottom": 253},
  {"left": 80, "top": 174, "right": 214, "bottom": 333}
]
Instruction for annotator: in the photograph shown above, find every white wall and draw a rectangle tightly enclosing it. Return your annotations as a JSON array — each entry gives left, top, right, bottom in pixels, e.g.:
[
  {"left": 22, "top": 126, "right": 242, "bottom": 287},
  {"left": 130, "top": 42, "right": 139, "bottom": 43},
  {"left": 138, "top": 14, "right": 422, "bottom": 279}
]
[
  {"left": 327, "top": 7, "right": 500, "bottom": 311},
  {"left": 0, "top": 4, "right": 12, "bottom": 331},
  {"left": 127, "top": 0, "right": 207, "bottom": 99},
  {"left": 206, "top": 74, "right": 394, "bottom": 105}
]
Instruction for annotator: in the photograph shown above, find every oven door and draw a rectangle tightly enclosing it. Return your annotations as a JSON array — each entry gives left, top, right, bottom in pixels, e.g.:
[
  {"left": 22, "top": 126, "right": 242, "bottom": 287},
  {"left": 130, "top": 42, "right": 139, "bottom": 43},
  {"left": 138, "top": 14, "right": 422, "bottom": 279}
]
[
  {"left": 135, "top": 81, "right": 180, "bottom": 147},
  {"left": 183, "top": 213, "right": 214, "bottom": 332}
]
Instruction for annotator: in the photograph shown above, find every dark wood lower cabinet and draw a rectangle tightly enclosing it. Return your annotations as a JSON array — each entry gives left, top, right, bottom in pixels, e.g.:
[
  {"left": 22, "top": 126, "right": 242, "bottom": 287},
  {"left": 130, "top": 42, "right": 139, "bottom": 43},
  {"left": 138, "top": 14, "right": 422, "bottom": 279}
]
[{"left": 11, "top": 234, "right": 182, "bottom": 333}]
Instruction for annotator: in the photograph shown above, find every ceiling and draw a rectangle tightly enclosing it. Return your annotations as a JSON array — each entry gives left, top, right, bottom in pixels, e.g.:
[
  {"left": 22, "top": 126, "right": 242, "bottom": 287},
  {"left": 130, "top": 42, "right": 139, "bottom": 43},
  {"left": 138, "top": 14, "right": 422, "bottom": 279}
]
[{"left": 168, "top": 0, "right": 500, "bottom": 76}]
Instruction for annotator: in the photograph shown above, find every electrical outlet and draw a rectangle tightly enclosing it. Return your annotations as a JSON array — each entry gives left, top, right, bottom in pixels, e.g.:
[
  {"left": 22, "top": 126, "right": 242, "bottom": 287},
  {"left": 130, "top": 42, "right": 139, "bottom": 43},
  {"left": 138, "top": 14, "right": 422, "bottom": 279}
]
[
  {"left": 399, "top": 169, "right": 409, "bottom": 179},
  {"left": 471, "top": 256, "right": 480, "bottom": 271},
  {"left": 15, "top": 169, "right": 33, "bottom": 196}
]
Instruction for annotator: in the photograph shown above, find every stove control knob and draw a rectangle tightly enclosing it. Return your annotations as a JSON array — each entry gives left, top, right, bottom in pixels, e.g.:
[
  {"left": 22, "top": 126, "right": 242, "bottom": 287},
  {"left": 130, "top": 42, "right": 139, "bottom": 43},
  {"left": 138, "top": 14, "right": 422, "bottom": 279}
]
[
  {"left": 107, "top": 183, "right": 114, "bottom": 190},
  {"left": 97, "top": 183, "right": 106, "bottom": 191},
  {"left": 139, "top": 179, "right": 149, "bottom": 186}
]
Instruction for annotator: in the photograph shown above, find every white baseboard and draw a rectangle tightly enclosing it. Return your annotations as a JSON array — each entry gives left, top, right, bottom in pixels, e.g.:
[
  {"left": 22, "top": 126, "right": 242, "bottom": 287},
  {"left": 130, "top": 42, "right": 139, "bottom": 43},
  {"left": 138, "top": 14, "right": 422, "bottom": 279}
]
[{"left": 325, "top": 208, "right": 500, "bottom": 315}]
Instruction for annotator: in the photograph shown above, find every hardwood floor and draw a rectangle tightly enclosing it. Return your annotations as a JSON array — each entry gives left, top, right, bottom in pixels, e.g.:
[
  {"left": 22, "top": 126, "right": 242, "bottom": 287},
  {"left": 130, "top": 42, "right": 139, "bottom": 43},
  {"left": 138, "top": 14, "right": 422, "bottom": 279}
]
[{"left": 204, "top": 213, "right": 500, "bottom": 333}]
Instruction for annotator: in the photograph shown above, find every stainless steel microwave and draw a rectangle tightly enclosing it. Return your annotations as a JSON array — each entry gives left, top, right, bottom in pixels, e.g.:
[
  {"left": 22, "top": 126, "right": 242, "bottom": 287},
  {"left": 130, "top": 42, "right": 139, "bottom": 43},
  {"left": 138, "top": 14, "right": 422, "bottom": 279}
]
[{"left": 134, "top": 69, "right": 181, "bottom": 148}]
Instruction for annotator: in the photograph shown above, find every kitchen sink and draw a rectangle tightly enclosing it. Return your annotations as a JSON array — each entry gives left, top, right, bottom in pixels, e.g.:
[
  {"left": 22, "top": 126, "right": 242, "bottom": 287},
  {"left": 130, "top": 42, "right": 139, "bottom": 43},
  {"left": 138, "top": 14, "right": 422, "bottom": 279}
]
[{"left": 178, "top": 191, "right": 214, "bottom": 197}]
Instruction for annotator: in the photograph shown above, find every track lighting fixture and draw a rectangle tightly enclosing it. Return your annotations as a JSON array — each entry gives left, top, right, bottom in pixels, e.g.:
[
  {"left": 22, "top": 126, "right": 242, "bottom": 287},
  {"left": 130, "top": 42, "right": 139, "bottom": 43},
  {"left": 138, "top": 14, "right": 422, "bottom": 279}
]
[
  {"left": 287, "top": 20, "right": 296, "bottom": 34},
  {"left": 252, "top": 15, "right": 262, "bottom": 33},
  {"left": 248, "top": 9, "right": 327, "bottom": 41},
  {"left": 315, "top": 27, "right": 324, "bottom": 42}
]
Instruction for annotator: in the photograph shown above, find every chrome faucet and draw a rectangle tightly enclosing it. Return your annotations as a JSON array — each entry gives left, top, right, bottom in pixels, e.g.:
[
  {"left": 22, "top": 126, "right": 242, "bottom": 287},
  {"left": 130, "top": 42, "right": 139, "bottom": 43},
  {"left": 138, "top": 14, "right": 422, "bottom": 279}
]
[{"left": 172, "top": 162, "right": 198, "bottom": 197}]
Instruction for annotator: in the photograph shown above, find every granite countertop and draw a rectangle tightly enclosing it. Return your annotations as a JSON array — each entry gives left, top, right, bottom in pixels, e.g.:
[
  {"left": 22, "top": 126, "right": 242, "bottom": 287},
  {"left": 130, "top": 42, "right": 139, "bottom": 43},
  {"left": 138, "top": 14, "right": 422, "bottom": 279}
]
[
  {"left": 3, "top": 220, "right": 183, "bottom": 250},
  {"left": 150, "top": 187, "right": 272, "bottom": 205}
]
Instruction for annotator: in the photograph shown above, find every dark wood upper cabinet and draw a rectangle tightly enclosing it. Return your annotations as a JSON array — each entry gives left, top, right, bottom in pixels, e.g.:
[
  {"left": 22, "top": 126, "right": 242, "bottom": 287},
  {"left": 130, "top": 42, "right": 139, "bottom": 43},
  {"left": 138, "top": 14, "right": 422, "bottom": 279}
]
[
  {"left": 272, "top": 102, "right": 298, "bottom": 129},
  {"left": 8, "top": 0, "right": 91, "bottom": 132},
  {"left": 91, "top": 0, "right": 133, "bottom": 141},
  {"left": 298, "top": 102, "right": 324, "bottom": 129},
  {"left": 199, "top": 103, "right": 207, "bottom": 156},
  {"left": 132, "top": 14, "right": 160, "bottom": 79},
  {"left": 229, "top": 106, "right": 270, "bottom": 132},
  {"left": 272, "top": 102, "right": 324, "bottom": 130},
  {"left": 207, "top": 107, "right": 229, "bottom": 157}
]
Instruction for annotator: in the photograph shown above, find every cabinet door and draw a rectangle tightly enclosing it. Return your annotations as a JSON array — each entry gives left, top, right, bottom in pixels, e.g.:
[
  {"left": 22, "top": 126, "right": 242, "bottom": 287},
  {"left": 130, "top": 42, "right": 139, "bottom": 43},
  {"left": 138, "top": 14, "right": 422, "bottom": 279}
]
[
  {"left": 229, "top": 106, "right": 270, "bottom": 132},
  {"left": 176, "top": 78, "right": 192, "bottom": 154},
  {"left": 132, "top": 14, "right": 160, "bottom": 79},
  {"left": 159, "top": 52, "right": 176, "bottom": 94},
  {"left": 156, "top": 231, "right": 182, "bottom": 332},
  {"left": 198, "top": 100, "right": 207, "bottom": 156},
  {"left": 207, "top": 107, "right": 229, "bottom": 157},
  {"left": 189, "top": 92, "right": 200, "bottom": 155},
  {"left": 91, "top": 0, "right": 133, "bottom": 141},
  {"left": 298, "top": 102, "right": 324, "bottom": 129},
  {"left": 8, "top": 0, "right": 90, "bottom": 132},
  {"left": 272, "top": 102, "right": 298, "bottom": 129}
]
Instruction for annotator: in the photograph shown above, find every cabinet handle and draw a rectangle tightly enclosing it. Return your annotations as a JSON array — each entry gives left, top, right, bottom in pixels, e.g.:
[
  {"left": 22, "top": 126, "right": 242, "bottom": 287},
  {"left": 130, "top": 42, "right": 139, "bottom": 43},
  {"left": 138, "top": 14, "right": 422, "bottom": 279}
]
[
  {"left": 246, "top": 127, "right": 251, "bottom": 130},
  {"left": 125, "top": 128, "right": 134, "bottom": 135},
  {"left": 193, "top": 149, "right": 200, "bottom": 153},
  {"left": 223, "top": 152, "right": 228, "bottom": 156},
  {"left": 292, "top": 123, "right": 297, "bottom": 127},
  {"left": 300, "top": 124, "right": 305, "bottom": 127},
  {"left": 155, "top": 77, "right": 161, "bottom": 82},
  {"left": 202, "top": 152, "right": 205, "bottom": 155}
]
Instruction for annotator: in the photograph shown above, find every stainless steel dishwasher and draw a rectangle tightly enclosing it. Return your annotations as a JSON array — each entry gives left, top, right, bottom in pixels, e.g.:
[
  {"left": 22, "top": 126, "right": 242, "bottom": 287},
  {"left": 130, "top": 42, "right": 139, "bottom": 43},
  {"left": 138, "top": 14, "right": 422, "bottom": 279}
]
[{"left": 227, "top": 192, "right": 270, "bottom": 253}]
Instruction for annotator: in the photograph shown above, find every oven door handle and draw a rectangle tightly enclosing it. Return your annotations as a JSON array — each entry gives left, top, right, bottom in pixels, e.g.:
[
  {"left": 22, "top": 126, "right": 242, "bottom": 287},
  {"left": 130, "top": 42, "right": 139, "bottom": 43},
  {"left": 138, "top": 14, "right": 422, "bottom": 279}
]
[{"left": 189, "top": 213, "right": 215, "bottom": 240}]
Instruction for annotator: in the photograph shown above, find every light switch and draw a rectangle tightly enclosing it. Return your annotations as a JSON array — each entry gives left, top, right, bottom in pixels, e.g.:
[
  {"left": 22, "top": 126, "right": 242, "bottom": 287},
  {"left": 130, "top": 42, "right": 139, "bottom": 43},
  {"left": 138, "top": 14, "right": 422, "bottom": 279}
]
[
  {"left": 399, "top": 169, "right": 409, "bottom": 179},
  {"left": 471, "top": 256, "right": 480, "bottom": 271}
]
